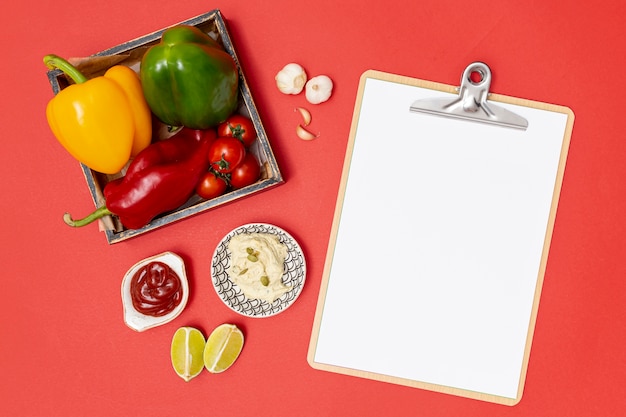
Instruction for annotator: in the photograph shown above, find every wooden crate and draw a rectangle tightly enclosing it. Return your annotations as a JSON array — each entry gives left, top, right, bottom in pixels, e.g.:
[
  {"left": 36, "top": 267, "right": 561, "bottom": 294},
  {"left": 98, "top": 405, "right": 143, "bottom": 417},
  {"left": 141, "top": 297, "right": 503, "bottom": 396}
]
[{"left": 46, "top": 10, "right": 283, "bottom": 244}]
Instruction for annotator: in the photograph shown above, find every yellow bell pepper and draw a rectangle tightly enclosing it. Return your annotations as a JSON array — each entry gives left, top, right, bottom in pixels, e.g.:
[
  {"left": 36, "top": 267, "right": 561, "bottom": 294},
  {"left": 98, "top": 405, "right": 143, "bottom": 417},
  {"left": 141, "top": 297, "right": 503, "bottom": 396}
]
[{"left": 44, "top": 54, "right": 152, "bottom": 174}]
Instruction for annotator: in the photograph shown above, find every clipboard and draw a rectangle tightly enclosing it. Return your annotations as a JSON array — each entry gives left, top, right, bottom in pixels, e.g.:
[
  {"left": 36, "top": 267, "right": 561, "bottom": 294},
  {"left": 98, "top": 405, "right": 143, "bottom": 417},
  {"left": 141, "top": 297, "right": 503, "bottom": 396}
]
[{"left": 307, "top": 63, "right": 574, "bottom": 405}]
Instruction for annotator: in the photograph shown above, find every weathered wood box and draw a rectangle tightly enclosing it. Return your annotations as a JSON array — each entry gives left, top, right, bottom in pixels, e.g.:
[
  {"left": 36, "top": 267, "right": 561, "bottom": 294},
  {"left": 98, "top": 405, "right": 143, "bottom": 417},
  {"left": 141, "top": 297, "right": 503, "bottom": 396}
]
[{"left": 46, "top": 10, "right": 283, "bottom": 244}]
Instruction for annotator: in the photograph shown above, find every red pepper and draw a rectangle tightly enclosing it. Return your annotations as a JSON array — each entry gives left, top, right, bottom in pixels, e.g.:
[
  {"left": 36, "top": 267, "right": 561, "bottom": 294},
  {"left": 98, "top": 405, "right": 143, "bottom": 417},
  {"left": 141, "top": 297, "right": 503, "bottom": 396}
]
[{"left": 63, "top": 128, "right": 215, "bottom": 230}]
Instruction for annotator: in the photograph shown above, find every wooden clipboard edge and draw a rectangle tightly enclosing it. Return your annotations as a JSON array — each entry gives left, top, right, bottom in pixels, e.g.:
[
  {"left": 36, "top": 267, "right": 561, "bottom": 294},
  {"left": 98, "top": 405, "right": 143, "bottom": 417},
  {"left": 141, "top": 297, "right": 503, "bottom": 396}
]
[{"left": 307, "top": 69, "right": 575, "bottom": 406}]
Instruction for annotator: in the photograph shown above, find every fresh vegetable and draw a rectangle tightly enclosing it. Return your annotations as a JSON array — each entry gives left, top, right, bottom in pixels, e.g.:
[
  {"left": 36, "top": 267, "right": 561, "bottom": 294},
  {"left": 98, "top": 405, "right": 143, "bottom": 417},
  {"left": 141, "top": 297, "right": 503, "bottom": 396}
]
[
  {"left": 217, "top": 114, "right": 257, "bottom": 148},
  {"left": 63, "top": 128, "right": 215, "bottom": 230},
  {"left": 275, "top": 63, "right": 307, "bottom": 94},
  {"left": 140, "top": 25, "right": 239, "bottom": 129},
  {"left": 230, "top": 153, "right": 261, "bottom": 189},
  {"left": 208, "top": 137, "right": 246, "bottom": 174},
  {"left": 295, "top": 107, "right": 312, "bottom": 126},
  {"left": 196, "top": 170, "right": 229, "bottom": 199},
  {"left": 44, "top": 54, "right": 152, "bottom": 174},
  {"left": 296, "top": 124, "right": 319, "bottom": 141},
  {"left": 294, "top": 106, "right": 318, "bottom": 140},
  {"left": 305, "top": 75, "right": 333, "bottom": 104}
]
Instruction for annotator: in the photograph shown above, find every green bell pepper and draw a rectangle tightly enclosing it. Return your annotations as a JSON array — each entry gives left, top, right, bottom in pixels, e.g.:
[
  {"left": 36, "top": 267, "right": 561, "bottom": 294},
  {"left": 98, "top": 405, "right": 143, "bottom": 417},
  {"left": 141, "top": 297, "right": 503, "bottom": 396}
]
[{"left": 140, "top": 25, "right": 239, "bottom": 129}]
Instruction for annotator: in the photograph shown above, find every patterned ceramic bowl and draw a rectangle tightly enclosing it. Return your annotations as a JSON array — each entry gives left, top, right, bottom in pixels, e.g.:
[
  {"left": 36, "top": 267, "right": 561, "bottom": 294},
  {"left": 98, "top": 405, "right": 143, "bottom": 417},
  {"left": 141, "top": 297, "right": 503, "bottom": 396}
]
[{"left": 211, "top": 223, "right": 306, "bottom": 318}]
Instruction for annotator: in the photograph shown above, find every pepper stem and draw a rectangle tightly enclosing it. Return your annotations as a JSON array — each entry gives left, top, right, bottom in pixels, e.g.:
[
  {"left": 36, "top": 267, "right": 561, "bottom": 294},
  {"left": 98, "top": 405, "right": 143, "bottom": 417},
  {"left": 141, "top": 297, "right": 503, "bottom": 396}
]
[
  {"left": 63, "top": 206, "right": 113, "bottom": 228},
  {"left": 43, "top": 54, "right": 88, "bottom": 84}
]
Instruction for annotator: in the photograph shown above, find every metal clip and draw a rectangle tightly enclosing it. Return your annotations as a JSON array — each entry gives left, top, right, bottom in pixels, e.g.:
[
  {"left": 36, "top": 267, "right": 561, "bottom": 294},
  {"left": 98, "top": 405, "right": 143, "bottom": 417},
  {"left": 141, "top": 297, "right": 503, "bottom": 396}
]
[{"left": 409, "top": 62, "right": 528, "bottom": 130}]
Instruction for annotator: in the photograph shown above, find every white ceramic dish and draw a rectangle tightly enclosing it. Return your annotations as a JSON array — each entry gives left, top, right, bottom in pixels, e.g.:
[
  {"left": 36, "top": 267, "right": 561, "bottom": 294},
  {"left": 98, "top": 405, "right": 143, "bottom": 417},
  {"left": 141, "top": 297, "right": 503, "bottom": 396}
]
[
  {"left": 211, "top": 223, "right": 306, "bottom": 317},
  {"left": 121, "top": 252, "right": 189, "bottom": 331}
]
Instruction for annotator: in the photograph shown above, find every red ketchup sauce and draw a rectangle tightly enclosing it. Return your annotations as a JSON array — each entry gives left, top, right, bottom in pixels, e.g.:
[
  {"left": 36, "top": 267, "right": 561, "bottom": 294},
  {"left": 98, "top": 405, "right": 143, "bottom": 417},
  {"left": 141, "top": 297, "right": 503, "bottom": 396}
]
[{"left": 130, "top": 261, "right": 183, "bottom": 317}]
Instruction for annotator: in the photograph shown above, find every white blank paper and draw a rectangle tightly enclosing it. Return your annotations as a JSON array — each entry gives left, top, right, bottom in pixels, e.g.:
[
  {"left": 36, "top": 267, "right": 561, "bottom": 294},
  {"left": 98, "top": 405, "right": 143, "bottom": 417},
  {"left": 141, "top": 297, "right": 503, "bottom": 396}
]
[{"left": 309, "top": 72, "right": 572, "bottom": 404}]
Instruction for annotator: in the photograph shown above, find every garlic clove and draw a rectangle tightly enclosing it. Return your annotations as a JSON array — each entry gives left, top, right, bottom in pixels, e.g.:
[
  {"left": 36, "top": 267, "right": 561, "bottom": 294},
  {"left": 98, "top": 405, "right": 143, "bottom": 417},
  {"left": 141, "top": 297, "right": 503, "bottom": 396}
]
[
  {"left": 305, "top": 75, "right": 333, "bottom": 104},
  {"left": 275, "top": 63, "right": 307, "bottom": 95},
  {"left": 296, "top": 124, "right": 319, "bottom": 141},
  {"left": 295, "top": 107, "right": 312, "bottom": 126}
]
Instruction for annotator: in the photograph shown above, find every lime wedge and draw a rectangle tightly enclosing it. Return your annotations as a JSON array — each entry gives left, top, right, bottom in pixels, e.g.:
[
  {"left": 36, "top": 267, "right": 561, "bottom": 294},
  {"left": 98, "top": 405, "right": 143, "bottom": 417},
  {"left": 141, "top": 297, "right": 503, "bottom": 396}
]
[
  {"left": 171, "top": 327, "right": 206, "bottom": 382},
  {"left": 203, "top": 323, "right": 244, "bottom": 373}
]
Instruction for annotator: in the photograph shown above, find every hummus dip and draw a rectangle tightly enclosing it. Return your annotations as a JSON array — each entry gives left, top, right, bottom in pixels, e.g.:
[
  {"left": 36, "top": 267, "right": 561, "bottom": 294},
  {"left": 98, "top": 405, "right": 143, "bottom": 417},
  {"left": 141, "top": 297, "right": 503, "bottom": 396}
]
[{"left": 227, "top": 233, "right": 291, "bottom": 303}]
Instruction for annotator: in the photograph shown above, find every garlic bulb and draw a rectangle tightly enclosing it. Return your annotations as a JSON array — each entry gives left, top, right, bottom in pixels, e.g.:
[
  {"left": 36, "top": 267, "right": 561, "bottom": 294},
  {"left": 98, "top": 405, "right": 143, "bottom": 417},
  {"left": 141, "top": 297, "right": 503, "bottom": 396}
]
[
  {"left": 305, "top": 75, "right": 333, "bottom": 104},
  {"left": 275, "top": 63, "right": 307, "bottom": 95}
]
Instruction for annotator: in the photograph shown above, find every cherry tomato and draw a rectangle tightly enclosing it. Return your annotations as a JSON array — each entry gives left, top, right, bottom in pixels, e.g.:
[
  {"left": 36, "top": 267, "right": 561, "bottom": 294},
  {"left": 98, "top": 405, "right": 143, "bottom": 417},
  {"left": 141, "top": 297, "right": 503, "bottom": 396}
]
[
  {"left": 217, "top": 114, "right": 257, "bottom": 148},
  {"left": 196, "top": 171, "right": 228, "bottom": 200},
  {"left": 208, "top": 137, "right": 245, "bottom": 174},
  {"left": 230, "top": 152, "right": 261, "bottom": 189}
]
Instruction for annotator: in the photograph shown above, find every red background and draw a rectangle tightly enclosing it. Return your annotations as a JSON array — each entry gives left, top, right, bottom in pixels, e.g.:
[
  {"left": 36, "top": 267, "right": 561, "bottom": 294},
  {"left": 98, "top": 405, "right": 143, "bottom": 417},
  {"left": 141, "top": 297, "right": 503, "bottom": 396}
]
[{"left": 2, "top": 1, "right": 624, "bottom": 416}]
